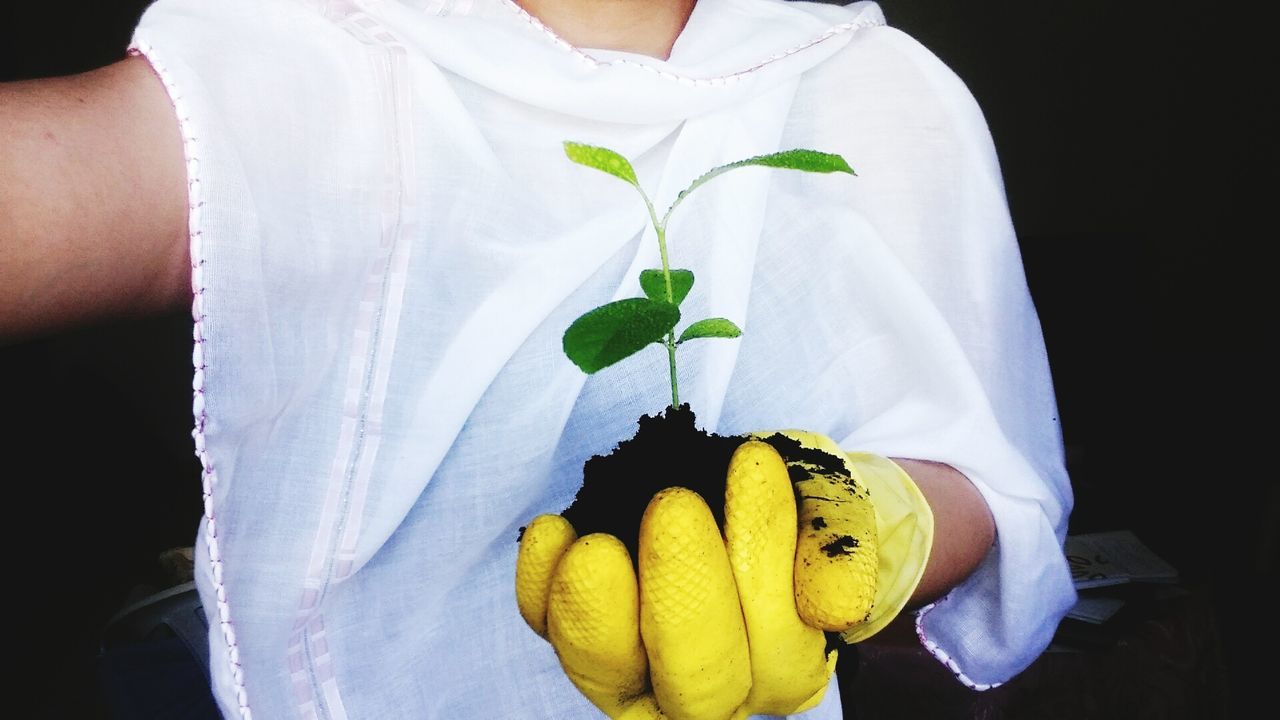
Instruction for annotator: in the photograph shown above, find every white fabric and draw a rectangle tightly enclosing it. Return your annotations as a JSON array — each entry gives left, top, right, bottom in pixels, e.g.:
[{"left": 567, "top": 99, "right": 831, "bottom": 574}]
[{"left": 128, "top": 0, "right": 1076, "bottom": 717}]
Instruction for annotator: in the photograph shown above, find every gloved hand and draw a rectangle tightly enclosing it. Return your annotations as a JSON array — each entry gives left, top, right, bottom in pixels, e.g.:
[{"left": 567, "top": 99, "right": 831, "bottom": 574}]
[{"left": 515, "top": 430, "right": 934, "bottom": 720}]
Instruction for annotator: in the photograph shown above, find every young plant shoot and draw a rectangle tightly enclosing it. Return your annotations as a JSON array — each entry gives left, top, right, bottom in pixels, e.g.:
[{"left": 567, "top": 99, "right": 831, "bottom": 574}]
[{"left": 560, "top": 141, "right": 854, "bottom": 409}]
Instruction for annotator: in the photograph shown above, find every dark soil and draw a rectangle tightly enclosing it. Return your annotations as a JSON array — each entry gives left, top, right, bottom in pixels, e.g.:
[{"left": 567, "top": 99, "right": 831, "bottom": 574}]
[
  {"left": 559, "top": 404, "right": 744, "bottom": 561},
  {"left": 557, "top": 404, "right": 849, "bottom": 562}
]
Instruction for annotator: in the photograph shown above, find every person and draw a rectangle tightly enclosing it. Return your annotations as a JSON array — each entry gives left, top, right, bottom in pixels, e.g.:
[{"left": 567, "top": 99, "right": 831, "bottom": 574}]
[{"left": 0, "top": 0, "right": 1076, "bottom": 717}]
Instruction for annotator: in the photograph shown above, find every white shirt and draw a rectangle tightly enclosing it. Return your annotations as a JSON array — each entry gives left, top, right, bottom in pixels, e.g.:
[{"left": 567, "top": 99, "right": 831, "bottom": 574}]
[{"left": 128, "top": 0, "right": 1076, "bottom": 717}]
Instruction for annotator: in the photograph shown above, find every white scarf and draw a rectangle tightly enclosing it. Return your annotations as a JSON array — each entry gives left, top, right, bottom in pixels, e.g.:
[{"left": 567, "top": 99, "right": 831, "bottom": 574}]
[{"left": 129, "top": 1, "right": 1075, "bottom": 717}]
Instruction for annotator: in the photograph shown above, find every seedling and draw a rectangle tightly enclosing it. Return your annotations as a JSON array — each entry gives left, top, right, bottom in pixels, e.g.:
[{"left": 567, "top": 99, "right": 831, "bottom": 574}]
[{"left": 561, "top": 141, "right": 854, "bottom": 408}]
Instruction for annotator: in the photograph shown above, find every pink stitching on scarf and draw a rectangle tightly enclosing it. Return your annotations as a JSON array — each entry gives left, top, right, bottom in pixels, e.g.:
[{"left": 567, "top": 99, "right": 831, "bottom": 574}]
[
  {"left": 127, "top": 41, "right": 254, "bottom": 720},
  {"left": 497, "top": 0, "right": 884, "bottom": 83},
  {"left": 913, "top": 597, "right": 1001, "bottom": 691},
  {"left": 275, "top": 5, "right": 418, "bottom": 719}
]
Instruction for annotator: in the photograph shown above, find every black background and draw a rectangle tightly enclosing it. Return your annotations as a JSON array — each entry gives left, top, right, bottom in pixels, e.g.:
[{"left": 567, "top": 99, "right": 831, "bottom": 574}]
[{"left": 1, "top": 1, "right": 1272, "bottom": 718}]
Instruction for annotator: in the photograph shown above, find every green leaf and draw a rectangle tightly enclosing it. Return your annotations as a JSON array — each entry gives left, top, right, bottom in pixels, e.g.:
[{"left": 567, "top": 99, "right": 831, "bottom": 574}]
[
  {"left": 677, "top": 318, "right": 742, "bottom": 344},
  {"left": 664, "top": 149, "right": 854, "bottom": 224},
  {"left": 563, "top": 141, "right": 640, "bottom": 187},
  {"left": 639, "top": 269, "right": 694, "bottom": 305},
  {"left": 563, "top": 298, "right": 680, "bottom": 374},
  {"left": 722, "top": 149, "right": 855, "bottom": 175}
]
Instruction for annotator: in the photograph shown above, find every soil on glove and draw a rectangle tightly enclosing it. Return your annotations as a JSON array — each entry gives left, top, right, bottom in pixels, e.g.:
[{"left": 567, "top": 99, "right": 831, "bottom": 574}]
[{"left": 556, "top": 404, "right": 849, "bottom": 563}]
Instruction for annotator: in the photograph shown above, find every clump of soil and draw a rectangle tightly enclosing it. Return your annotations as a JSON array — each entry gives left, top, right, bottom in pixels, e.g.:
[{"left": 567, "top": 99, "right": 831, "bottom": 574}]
[
  {"left": 556, "top": 403, "right": 850, "bottom": 562},
  {"left": 560, "top": 404, "right": 743, "bottom": 561}
]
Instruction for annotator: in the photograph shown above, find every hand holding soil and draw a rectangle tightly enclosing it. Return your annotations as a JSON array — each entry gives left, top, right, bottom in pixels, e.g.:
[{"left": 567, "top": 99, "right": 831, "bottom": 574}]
[{"left": 516, "top": 410, "right": 882, "bottom": 719}]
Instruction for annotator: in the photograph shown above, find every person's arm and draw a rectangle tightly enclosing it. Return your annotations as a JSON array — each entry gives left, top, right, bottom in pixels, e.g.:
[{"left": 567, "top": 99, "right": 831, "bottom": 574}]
[
  {"left": 895, "top": 458, "right": 995, "bottom": 607},
  {"left": 0, "top": 55, "right": 189, "bottom": 344}
]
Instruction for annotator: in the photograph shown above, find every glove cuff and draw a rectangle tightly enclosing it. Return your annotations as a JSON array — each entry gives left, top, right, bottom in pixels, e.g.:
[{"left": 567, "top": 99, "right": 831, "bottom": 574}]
[{"left": 838, "top": 451, "right": 933, "bottom": 643}]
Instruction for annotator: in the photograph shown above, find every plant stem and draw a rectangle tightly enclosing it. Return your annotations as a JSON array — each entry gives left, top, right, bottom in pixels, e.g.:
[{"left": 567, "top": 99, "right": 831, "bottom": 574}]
[
  {"left": 656, "top": 223, "right": 680, "bottom": 408},
  {"left": 637, "top": 186, "right": 680, "bottom": 409}
]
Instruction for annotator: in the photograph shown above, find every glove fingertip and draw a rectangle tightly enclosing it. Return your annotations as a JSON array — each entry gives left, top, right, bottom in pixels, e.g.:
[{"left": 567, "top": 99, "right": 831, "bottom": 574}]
[
  {"left": 516, "top": 514, "right": 578, "bottom": 637},
  {"left": 547, "top": 533, "right": 649, "bottom": 717}
]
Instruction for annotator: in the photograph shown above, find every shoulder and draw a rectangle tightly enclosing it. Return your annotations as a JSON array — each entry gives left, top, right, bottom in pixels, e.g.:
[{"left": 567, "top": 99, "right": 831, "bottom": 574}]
[
  {"left": 789, "top": 19, "right": 1003, "bottom": 187},
  {"left": 807, "top": 21, "right": 990, "bottom": 134},
  {"left": 131, "top": 0, "right": 350, "bottom": 70}
]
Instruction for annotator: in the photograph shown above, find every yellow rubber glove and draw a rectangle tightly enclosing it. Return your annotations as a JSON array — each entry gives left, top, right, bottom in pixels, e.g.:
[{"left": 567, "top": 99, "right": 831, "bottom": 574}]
[
  {"left": 761, "top": 430, "right": 935, "bottom": 645},
  {"left": 515, "top": 431, "right": 934, "bottom": 719}
]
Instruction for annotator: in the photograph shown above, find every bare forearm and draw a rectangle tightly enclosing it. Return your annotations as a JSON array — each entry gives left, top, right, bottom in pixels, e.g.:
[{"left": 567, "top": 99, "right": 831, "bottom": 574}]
[
  {"left": 0, "top": 57, "right": 189, "bottom": 344},
  {"left": 894, "top": 457, "right": 995, "bottom": 607}
]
